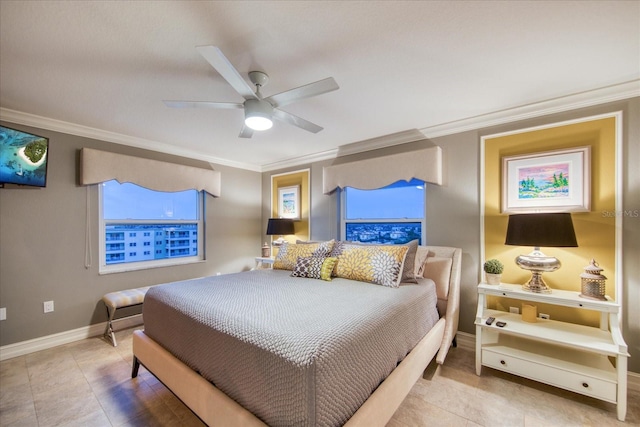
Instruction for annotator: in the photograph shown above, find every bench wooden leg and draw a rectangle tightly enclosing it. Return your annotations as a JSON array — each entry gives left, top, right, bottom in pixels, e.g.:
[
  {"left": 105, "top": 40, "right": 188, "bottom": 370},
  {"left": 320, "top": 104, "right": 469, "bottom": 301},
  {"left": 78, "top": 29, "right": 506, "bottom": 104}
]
[
  {"left": 132, "top": 356, "right": 141, "bottom": 378},
  {"left": 104, "top": 306, "right": 117, "bottom": 347}
]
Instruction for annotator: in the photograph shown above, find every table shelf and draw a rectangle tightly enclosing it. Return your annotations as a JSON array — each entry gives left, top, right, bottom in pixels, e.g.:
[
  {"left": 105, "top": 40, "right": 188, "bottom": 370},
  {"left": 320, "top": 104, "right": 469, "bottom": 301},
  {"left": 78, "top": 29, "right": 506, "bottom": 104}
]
[{"left": 475, "top": 282, "right": 628, "bottom": 421}]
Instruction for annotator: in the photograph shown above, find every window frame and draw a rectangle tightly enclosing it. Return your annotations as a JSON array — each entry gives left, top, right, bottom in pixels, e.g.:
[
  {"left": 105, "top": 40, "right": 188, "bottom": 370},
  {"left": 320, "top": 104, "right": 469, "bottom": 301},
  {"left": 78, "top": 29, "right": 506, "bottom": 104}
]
[
  {"left": 340, "top": 181, "right": 426, "bottom": 244},
  {"left": 98, "top": 182, "right": 205, "bottom": 275}
]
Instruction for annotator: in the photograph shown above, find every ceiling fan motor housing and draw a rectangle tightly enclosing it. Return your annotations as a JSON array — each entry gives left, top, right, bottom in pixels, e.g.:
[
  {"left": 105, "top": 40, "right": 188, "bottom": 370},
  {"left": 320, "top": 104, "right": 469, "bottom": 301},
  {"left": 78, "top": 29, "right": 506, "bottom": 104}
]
[{"left": 244, "top": 98, "right": 274, "bottom": 130}]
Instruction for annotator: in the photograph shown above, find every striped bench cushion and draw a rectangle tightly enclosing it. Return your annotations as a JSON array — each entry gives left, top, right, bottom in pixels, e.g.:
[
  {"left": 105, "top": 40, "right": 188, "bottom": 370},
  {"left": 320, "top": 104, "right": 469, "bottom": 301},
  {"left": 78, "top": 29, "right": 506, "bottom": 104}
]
[{"left": 102, "top": 286, "right": 152, "bottom": 310}]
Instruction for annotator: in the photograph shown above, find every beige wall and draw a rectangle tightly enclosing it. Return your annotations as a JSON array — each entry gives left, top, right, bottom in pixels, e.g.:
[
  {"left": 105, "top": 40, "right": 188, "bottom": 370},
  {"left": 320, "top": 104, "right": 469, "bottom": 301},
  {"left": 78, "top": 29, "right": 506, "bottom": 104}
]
[
  {"left": 0, "top": 122, "right": 263, "bottom": 346},
  {"left": 263, "top": 97, "right": 640, "bottom": 373}
]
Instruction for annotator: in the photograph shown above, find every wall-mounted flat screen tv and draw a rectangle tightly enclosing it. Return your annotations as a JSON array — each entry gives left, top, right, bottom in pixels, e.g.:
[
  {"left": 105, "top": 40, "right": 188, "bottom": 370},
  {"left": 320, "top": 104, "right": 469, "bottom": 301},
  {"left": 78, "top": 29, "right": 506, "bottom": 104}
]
[{"left": 0, "top": 126, "right": 49, "bottom": 188}]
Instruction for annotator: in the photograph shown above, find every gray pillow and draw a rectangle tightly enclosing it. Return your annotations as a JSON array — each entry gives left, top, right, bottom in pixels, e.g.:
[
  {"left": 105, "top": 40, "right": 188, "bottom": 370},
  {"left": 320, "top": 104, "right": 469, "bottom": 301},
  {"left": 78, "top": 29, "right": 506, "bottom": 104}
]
[{"left": 400, "top": 239, "right": 419, "bottom": 284}]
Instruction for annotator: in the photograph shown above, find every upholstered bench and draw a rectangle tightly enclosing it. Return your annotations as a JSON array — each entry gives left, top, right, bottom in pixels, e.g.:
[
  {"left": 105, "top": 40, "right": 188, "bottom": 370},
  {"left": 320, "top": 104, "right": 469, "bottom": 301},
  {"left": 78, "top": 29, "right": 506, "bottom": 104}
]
[{"left": 102, "top": 286, "right": 152, "bottom": 346}]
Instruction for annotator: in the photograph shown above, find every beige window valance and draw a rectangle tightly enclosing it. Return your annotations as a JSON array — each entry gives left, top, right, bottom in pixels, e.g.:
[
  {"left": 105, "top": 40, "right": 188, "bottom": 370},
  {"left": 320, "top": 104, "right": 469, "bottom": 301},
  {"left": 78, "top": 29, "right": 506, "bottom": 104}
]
[
  {"left": 80, "top": 148, "right": 221, "bottom": 196},
  {"left": 322, "top": 146, "right": 442, "bottom": 194}
]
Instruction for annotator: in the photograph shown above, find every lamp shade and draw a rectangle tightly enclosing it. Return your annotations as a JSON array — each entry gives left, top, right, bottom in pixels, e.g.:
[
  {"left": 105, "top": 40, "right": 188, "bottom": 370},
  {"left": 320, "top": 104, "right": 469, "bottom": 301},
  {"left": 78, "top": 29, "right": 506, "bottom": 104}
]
[
  {"left": 505, "top": 213, "right": 578, "bottom": 247},
  {"left": 266, "top": 218, "right": 294, "bottom": 236}
]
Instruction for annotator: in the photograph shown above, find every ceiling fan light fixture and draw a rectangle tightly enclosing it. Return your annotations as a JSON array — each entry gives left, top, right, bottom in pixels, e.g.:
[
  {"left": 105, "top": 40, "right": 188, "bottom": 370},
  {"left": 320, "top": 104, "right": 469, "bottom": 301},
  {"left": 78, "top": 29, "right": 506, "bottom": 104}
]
[{"left": 244, "top": 99, "right": 274, "bottom": 131}]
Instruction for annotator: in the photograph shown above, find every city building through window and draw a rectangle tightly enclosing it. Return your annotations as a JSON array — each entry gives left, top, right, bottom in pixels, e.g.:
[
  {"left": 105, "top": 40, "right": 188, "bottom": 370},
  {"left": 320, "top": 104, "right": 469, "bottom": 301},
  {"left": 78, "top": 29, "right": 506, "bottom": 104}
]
[
  {"left": 342, "top": 179, "right": 425, "bottom": 245},
  {"left": 99, "top": 180, "right": 204, "bottom": 273}
]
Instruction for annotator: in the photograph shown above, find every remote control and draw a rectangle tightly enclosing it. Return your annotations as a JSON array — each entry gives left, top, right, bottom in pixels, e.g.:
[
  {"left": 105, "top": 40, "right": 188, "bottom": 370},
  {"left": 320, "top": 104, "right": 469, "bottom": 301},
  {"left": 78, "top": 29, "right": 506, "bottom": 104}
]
[
  {"left": 485, "top": 317, "right": 495, "bottom": 325},
  {"left": 496, "top": 321, "right": 506, "bottom": 327}
]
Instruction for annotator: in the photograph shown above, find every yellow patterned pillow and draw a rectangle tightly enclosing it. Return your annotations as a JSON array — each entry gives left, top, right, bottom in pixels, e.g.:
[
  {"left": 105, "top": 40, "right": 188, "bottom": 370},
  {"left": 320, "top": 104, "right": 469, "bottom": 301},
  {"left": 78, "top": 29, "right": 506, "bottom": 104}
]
[
  {"left": 334, "top": 243, "right": 409, "bottom": 287},
  {"left": 320, "top": 257, "right": 338, "bottom": 281},
  {"left": 273, "top": 240, "right": 335, "bottom": 271}
]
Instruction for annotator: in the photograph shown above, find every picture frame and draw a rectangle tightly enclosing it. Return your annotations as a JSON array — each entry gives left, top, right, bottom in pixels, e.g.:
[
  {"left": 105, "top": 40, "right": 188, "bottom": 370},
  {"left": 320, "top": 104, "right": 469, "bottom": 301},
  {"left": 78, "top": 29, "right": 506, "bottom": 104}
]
[
  {"left": 278, "top": 185, "right": 300, "bottom": 219},
  {"left": 502, "top": 146, "right": 591, "bottom": 213}
]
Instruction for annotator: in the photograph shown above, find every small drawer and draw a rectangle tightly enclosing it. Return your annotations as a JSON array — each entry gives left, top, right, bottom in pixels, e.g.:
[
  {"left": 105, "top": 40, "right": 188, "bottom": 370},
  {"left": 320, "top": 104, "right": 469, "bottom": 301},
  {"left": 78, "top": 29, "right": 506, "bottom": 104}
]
[{"left": 482, "top": 349, "right": 617, "bottom": 402}]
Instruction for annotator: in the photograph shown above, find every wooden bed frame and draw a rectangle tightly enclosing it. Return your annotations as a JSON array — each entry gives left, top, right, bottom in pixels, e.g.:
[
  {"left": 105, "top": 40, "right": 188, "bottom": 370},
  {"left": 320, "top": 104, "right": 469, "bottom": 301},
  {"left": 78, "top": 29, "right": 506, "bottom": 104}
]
[{"left": 132, "top": 245, "right": 462, "bottom": 426}]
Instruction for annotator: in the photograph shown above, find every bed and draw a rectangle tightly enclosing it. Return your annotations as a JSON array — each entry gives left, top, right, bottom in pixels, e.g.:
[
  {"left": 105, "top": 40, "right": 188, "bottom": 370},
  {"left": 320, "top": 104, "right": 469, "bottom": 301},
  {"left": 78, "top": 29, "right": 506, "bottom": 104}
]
[{"left": 132, "top": 244, "right": 461, "bottom": 426}]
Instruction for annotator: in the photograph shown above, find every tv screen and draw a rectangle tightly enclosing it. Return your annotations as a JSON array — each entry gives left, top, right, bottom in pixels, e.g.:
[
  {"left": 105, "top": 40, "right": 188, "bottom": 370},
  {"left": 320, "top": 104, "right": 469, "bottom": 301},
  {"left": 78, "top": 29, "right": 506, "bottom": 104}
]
[{"left": 0, "top": 126, "right": 49, "bottom": 188}]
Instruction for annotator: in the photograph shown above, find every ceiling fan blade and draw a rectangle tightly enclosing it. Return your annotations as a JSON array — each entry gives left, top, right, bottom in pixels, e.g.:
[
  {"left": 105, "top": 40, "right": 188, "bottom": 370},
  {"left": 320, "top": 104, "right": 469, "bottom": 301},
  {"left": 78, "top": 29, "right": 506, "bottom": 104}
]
[
  {"left": 239, "top": 124, "right": 254, "bottom": 138},
  {"left": 272, "top": 109, "right": 323, "bottom": 133},
  {"left": 163, "top": 100, "right": 243, "bottom": 110},
  {"left": 265, "top": 77, "right": 339, "bottom": 108},
  {"left": 196, "top": 46, "right": 258, "bottom": 100}
]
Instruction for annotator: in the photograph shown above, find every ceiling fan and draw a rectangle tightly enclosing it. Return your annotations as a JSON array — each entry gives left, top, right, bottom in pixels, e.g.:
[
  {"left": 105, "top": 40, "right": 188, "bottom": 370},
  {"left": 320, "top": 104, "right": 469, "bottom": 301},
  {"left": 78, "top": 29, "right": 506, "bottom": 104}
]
[{"left": 164, "top": 46, "right": 339, "bottom": 138}]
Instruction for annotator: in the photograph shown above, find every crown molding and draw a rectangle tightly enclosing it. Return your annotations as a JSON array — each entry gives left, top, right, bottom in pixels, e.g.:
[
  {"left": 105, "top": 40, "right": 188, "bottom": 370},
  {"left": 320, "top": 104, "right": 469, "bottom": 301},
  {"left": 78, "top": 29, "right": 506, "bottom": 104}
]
[
  {"left": 0, "top": 108, "right": 262, "bottom": 172},
  {"left": 419, "top": 79, "right": 640, "bottom": 139},
  {"left": 3, "top": 80, "right": 638, "bottom": 173},
  {"left": 260, "top": 148, "right": 339, "bottom": 172},
  {"left": 261, "top": 80, "right": 639, "bottom": 172}
]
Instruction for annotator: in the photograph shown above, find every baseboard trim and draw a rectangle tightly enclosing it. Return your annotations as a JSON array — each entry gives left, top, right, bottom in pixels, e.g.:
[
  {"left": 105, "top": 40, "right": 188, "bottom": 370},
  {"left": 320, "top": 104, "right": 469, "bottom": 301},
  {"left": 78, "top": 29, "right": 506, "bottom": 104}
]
[
  {"left": 0, "top": 315, "right": 143, "bottom": 361},
  {"left": 454, "top": 331, "right": 640, "bottom": 392}
]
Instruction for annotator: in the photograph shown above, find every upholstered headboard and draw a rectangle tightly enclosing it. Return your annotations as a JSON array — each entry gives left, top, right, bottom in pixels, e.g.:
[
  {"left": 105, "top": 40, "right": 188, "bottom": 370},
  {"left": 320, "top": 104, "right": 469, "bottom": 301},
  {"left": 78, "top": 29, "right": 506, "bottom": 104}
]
[{"left": 416, "top": 245, "right": 462, "bottom": 364}]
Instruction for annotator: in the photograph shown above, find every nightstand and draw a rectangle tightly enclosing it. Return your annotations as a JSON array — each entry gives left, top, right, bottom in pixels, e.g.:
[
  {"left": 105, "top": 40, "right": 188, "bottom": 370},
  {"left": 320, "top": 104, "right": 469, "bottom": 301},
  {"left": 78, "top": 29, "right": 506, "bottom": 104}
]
[
  {"left": 254, "top": 257, "right": 274, "bottom": 270},
  {"left": 475, "top": 282, "right": 628, "bottom": 421}
]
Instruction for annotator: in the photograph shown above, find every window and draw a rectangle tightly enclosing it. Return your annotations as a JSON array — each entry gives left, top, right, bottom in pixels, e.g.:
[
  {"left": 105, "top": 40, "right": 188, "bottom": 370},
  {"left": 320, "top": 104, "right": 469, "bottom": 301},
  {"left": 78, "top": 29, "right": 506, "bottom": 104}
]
[
  {"left": 99, "top": 180, "right": 204, "bottom": 274},
  {"left": 341, "top": 179, "right": 425, "bottom": 244}
]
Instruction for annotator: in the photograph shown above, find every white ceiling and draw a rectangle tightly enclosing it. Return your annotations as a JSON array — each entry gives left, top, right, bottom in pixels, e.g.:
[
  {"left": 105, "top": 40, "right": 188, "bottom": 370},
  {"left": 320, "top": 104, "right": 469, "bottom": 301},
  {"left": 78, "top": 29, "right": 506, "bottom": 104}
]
[{"left": 1, "top": 1, "right": 638, "bottom": 171}]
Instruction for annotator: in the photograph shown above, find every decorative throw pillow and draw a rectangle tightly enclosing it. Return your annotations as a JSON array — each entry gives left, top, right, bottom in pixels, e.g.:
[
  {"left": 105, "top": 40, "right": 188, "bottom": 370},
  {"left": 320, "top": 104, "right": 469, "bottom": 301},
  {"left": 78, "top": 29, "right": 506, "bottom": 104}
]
[
  {"left": 414, "top": 246, "right": 431, "bottom": 277},
  {"left": 320, "top": 257, "right": 338, "bottom": 281},
  {"left": 328, "top": 240, "right": 345, "bottom": 258},
  {"left": 333, "top": 243, "right": 409, "bottom": 288},
  {"left": 291, "top": 256, "right": 326, "bottom": 279},
  {"left": 400, "top": 239, "right": 419, "bottom": 284},
  {"left": 423, "top": 256, "right": 453, "bottom": 300},
  {"left": 273, "top": 240, "right": 335, "bottom": 270},
  {"left": 327, "top": 240, "right": 346, "bottom": 276}
]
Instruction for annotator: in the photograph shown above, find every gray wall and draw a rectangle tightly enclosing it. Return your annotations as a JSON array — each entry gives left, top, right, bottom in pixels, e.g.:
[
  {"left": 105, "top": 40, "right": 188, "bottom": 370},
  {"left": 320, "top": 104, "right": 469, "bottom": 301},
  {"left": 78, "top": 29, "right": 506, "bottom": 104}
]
[
  {"left": 263, "top": 98, "right": 640, "bottom": 373},
  {"left": 2, "top": 96, "right": 637, "bottom": 375},
  {"left": 0, "top": 122, "right": 263, "bottom": 346}
]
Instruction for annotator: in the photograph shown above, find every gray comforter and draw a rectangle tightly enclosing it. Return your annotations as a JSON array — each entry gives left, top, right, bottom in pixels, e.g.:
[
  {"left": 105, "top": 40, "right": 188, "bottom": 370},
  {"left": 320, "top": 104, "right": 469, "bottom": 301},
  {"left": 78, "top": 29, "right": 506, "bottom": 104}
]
[{"left": 143, "top": 269, "right": 439, "bottom": 427}]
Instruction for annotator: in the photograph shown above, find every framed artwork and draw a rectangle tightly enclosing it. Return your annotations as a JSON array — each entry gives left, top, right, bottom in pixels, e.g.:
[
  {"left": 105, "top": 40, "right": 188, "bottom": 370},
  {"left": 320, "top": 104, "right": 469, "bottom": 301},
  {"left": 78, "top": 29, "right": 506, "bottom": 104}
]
[
  {"left": 502, "top": 146, "right": 590, "bottom": 213},
  {"left": 278, "top": 185, "right": 300, "bottom": 219}
]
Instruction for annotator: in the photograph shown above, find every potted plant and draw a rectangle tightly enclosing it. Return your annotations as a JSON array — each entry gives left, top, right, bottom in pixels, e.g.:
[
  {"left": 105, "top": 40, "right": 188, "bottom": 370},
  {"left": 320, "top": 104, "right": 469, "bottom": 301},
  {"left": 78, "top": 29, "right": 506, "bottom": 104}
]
[{"left": 484, "top": 259, "right": 504, "bottom": 285}]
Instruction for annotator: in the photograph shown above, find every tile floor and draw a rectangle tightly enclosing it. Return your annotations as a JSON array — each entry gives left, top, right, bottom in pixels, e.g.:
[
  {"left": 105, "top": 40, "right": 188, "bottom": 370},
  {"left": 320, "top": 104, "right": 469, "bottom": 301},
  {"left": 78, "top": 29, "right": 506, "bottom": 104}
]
[{"left": 1, "top": 327, "right": 638, "bottom": 426}]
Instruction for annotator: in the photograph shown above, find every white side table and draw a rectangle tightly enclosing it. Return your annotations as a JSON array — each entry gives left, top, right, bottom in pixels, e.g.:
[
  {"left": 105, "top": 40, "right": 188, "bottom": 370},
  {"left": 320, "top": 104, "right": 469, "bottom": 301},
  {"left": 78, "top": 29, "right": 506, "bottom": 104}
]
[
  {"left": 475, "top": 282, "right": 628, "bottom": 421},
  {"left": 254, "top": 257, "right": 274, "bottom": 270}
]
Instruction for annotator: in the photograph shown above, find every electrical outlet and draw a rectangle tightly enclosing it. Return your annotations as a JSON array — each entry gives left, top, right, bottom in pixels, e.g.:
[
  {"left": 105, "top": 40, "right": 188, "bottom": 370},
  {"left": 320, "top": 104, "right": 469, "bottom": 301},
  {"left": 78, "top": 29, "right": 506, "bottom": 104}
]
[
  {"left": 0, "top": 307, "right": 6, "bottom": 321},
  {"left": 509, "top": 307, "right": 519, "bottom": 314},
  {"left": 539, "top": 313, "right": 550, "bottom": 320},
  {"left": 43, "top": 301, "right": 54, "bottom": 313}
]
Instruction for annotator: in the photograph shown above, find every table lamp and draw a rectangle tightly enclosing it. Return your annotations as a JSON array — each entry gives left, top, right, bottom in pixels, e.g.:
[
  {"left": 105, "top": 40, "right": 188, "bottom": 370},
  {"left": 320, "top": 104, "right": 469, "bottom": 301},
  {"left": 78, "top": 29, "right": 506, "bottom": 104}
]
[
  {"left": 505, "top": 213, "right": 578, "bottom": 293},
  {"left": 266, "top": 218, "right": 295, "bottom": 246}
]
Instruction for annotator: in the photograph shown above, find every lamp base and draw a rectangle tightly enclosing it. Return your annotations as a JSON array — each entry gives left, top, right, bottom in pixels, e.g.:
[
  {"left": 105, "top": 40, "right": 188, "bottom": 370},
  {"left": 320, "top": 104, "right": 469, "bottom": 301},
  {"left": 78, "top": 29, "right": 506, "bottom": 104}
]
[
  {"left": 272, "top": 236, "right": 286, "bottom": 246},
  {"left": 516, "top": 250, "right": 560, "bottom": 294},
  {"left": 522, "top": 271, "right": 552, "bottom": 293}
]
